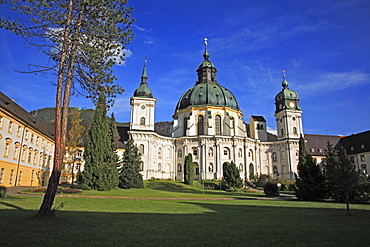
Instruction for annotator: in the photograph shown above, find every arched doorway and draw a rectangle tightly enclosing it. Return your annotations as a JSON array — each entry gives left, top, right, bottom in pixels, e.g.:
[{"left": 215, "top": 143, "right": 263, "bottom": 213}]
[
  {"left": 249, "top": 163, "right": 254, "bottom": 179},
  {"left": 193, "top": 162, "right": 200, "bottom": 180}
]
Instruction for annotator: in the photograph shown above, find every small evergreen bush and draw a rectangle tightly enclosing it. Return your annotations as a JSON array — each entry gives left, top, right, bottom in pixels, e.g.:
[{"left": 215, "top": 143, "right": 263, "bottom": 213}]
[
  {"left": 264, "top": 182, "right": 279, "bottom": 196},
  {"left": 0, "top": 186, "right": 6, "bottom": 197}
]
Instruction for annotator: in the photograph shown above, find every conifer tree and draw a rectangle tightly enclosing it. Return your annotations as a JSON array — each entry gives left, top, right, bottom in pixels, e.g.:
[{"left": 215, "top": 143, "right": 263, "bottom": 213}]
[
  {"left": 295, "top": 135, "right": 327, "bottom": 201},
  {"left": 1, "top": 0, "right": 134, "bottom": 216},
  {"left": 224, "top": 162, "right": 243, "bottom": 190},
  {"left": 118, "top": 139, "right": 143, "bottom": 189},
  {"left": 325, "top": 144, "right": 370, "bottom": 215},
  {"left": 79, "top": 92, "right": 119, "bottom": 191},
  {"left": 184, "top": 154, "right": 194, "bottom": 185}
]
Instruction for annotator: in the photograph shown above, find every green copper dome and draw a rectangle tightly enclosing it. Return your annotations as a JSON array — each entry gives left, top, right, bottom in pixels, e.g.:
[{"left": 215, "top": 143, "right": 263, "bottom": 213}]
[
  {"left": 274, "top": 76, "right": 301, "bottom": 113},
  {"left": 175, "top": 82, "right": 240, "bottom": 111},
  {"left": 275, "top": 78, "right": 299, "bottom": 102},
  {"left": 175, "top": 44, "right": 240, "bottom": 111},
  {"left": 134, "top": 61, "right": 153, "bottom": 98}
]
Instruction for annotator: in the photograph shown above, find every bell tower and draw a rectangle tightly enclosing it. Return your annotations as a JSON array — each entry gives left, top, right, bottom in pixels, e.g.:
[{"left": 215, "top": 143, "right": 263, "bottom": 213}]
[
  {"left": 274, "top": 72, "right": 303, "bottom": 141},
  {"left": 130, "top": 59, "right": 156, "bottom": 131}
]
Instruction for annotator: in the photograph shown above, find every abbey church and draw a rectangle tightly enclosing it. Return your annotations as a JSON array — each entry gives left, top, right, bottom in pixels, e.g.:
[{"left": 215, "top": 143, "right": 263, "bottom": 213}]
[
  {"left": 129, "top": 43, "right": 303, "bottom": 181},
  {"left": 2, "top": 42, "right": 369, "bottom": 187}
]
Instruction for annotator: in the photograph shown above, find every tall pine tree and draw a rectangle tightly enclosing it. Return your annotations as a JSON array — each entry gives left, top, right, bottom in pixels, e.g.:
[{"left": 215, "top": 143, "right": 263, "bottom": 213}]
[
  {"left": 184, "top": 153, "right": 194, "bottom": 185},
  {"left": 295, "top": 135, "right": 327, "bottom": 201},
  {"left": 79, "top": 92, "right": 119, "bottom": 191},
  {"left": 118, "top": 139, "right": 143, "bottom": 189},
  {"left": 1, "top": 0, "right": 134, "bottom": 216},
  {"left": 325, "top": 144, "right": 370, "bottom": 215}
]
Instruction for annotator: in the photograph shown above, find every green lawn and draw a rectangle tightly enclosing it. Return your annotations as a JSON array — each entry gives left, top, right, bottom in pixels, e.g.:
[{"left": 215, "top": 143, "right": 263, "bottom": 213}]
[{"left": 1, "top": 181, "right": 370, "bottom": 247}]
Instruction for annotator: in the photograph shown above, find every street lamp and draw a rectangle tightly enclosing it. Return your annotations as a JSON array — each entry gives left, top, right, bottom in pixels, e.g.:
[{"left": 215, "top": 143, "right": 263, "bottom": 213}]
[{"left": 277, "top": 182, "right": 281, "bottom": 196}]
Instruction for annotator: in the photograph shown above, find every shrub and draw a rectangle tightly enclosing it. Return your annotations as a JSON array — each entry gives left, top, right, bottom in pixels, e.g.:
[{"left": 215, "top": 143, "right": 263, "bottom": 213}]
[
  {"left": 277, "top": 179, "right": 296, "bottom": 191},
  {"left": 0, "top": 186, "right": 6, "bottom": 197},
  {"left": 264, "top": 182, "right": 279, "bottom": 196}
]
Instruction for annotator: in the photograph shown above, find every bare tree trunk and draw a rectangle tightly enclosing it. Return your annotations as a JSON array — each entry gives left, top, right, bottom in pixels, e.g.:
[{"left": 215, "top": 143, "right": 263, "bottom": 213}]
[{"left": 37, "top": 0, "right": 74, "bottom": 217}]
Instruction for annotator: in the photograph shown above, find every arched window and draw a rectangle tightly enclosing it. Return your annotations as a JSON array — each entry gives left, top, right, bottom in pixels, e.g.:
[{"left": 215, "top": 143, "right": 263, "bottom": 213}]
[
  {"left": 249, "top": 149, "right": 254, "bottom": 161},
  {"left": 209, "top": 163, "right": 214, "bottom": 172},
  {"left": 138, "top": 144, "right": 144, "bottom": 155},
  {"left": 158, "top": 147, "right": 162, "bottom": 159},
  {"left": 272, "top": 152, "right": 277, "bottom": 162},
  {"left": 178, "top": 149, "right": 183, "bottom": 158},
  {"left": 293, "top": 127, "right": 297, "bottom": 134},
  {"left": 158, "top": 163, "right": 161, "bottom": 171},
  {"left": 238, "top": 148, "right": 242, "bottom": 157},
  {"left": 197, "top": 115, "right": 204, "bottom": 135},
  {"left": 13, "top": 142, "right": 20, "bottom": 160},
  {"left": 215, "top": 115, "right": 222, "bottom": 135},
  {"left": 140, "top": 117, "right": 145, "bottom": 125},
  {"left": 178, "top": 164, "right": 182, "bottom": 173},
  {"left": 281, "top": 129, "right": 284, "bottom": 136},
  {"left": 223, "top": 147, "right": 230, "bottom": 159},
  {"left": 208, "top": 147, "right": 213, "bottom": 157},
  {"left": 183, "top": 117, "right": 188, "bottom": 136}
]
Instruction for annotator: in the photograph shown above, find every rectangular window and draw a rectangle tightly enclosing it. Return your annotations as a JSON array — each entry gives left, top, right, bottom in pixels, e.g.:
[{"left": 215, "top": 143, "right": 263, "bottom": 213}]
[
  {"left": 361, "top": 155, "right": 365, "bottom": 162},
  {"left": 31, "top": 170, "right": 35, "bottom": 178},
  {"left": 193, "top": 150, "right": 198, "bottom": 156},
  {"left": 0, "top": 116, "right": 3, "bottom": 129},
  {"left": 17, "top": 126, "right": 22, "bottom": 137},
  {"left": 9, "top": 170, "right": 14, "bottom": 185},
  {"left": 7, "top": 121, "right": 13, "bottom": 133},
  {"left": 77, "top": 150, "right": 83, "bottom": 157},
  {"left": 30, "top": 134, "right": 34, "bottom": 143},
  {"left": 3, "top": 142, "right": 10, "bottom": 158},
  {"left": 18, "top": 171, "right": 22, "bottom": 185},
  {"left": 28, "top": 151, "right": 32, "bottom": 163},
  {"left": 0, "top": 168, "right": 4, "bottom": 184},
  {"left": 13, "top": 145, "right": 19, "bottom": 160}
]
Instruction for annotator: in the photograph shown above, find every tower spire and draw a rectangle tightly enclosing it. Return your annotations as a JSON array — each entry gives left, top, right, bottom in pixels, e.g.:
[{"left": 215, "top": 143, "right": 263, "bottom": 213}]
[
  {"left": 134, "top": 56, "right": 153, "bottom": 98},
  {"left": 281, "top": 69, "right": 289, "bottom": 89},
  {"left": 141, "top": 56, "right": 148, "bottom": 84}
]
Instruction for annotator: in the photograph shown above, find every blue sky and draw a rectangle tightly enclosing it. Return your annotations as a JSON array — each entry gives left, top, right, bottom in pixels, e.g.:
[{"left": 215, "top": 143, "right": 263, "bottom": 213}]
[{"left": 1, "top": 0, "right": 369, "bottom": 136}]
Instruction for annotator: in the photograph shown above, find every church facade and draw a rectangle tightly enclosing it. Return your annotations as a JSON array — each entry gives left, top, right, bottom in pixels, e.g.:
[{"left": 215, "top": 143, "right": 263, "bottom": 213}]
[{"left": 129, "top": 44, "right": 303, "bottom": 181}]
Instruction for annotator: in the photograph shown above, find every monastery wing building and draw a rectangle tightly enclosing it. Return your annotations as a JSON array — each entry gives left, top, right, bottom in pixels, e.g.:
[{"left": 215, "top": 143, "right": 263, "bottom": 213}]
[{"left": 129, "top": 43, "right": 303, "bottom": 181}]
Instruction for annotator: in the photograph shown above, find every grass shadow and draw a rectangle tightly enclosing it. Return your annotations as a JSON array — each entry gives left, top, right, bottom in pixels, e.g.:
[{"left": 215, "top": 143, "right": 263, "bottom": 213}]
[{"left": 1, "top": 200, "right": 370, "bottom": 246}]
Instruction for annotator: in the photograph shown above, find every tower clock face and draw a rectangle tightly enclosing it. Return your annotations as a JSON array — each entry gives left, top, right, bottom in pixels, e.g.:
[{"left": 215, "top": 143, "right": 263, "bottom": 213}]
[{"left": 289, "top": 102, "right": 295, "bottom": 108}]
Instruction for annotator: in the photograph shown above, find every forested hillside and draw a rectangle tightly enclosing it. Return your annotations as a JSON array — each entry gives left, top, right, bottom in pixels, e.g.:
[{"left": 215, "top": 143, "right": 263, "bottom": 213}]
[
  {"left": 31, "top": 107, "right": 95, "bottom": 126},
  {"left": 154, "top": 121, "right": 172, "bottom": 137},
  {"left": 31, "top": 107, "right": 173, "bottom": 138}
]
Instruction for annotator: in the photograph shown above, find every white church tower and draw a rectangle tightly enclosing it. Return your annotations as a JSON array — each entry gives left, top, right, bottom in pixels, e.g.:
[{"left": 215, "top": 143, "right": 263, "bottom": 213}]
[
  {"left": 130, "top": 59, "right": 156, "bottom": 131},
  {"left": 274, "top": 73, "right": 303, "bottom": 141}
]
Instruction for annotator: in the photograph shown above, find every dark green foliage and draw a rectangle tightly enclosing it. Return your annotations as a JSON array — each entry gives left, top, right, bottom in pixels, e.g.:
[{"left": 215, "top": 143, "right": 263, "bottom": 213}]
[
  {"left": 264, "top": 182, "right": 279, "bottom": 196},
  {"left": 223, "top": 162, "right": 243, "bottom": 190},
  {"left": 295, "top": 135, "right": 327, "bottom": 201},
  {"left": 118, "top": 139, "right": 143, "bottom": 189},
  {"left": 325, "top": 144, "right": 370, "bottom": 215},
  {"left": 184, "top": 154, "right": 194, "bottom": 185},
  {"left": 0, "top": 186, "right": 7, "bottom": 197},
  {"left": 79, "top": 92, "right": 119, "bottom": 191}
]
